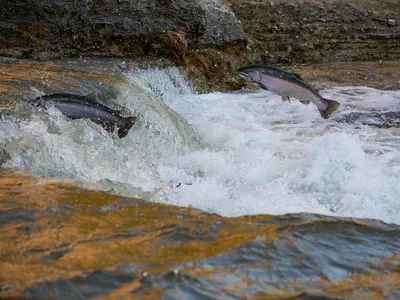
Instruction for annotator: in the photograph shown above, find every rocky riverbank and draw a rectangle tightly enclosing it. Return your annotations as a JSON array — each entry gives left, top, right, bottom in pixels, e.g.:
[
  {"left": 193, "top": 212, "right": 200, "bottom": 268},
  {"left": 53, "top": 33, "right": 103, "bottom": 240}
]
[
  {"left": 189, "top": 0, "right": 400, "bottom": 91},
  {"left": 1, "top": 0, "right": 399, "bottom": 91},
  {"left": 0, "top": 0, "right": 246, "bottom": 59},
  {"left": 226, "top": 0, "right": 399, "bottom": 65}
]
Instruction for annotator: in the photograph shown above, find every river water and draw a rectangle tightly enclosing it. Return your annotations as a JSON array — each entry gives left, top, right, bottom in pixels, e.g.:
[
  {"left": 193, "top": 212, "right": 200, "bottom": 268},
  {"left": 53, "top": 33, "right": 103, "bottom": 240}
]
[
  {"left": 131, "top": 68, "right": 400, "bottom": 224},
  {"left": 0, "top": 61, "right": 399, "bottom": 298},
  {"left": 2, "top": 66, "right": 400, "bottom": 223}
]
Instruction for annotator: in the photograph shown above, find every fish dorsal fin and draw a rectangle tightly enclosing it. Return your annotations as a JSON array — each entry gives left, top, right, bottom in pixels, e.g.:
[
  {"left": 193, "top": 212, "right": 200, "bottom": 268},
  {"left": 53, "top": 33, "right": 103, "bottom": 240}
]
[
  {"left": 83, "top": 93, "right": 121, "bottom": 114},
  {"left": 292, "top": 72, "right": 304, "bottom": 81},
  {"left": 85, "top": 92, "right": 101, "bottom": 100}
]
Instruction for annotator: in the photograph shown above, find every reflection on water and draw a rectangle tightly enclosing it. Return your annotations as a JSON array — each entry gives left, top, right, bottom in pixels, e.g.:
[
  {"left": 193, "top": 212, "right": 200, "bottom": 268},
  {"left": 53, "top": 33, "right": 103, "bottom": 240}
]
[{"left": 0, "top": 171, "right": 399, "bottom": 299}]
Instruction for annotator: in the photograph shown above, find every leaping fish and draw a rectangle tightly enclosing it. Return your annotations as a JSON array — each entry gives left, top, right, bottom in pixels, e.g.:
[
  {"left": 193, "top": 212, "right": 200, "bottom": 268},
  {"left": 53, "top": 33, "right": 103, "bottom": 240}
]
[
  {"left": 237, "top": 65, "right": 340, "bottom": 119},
  {"left": 28, "top": 93, "right": 136, "bottom": 138}
]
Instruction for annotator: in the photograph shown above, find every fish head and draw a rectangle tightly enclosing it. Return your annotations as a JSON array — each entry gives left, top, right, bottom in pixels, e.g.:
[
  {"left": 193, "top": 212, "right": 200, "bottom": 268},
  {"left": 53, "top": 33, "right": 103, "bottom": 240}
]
[
  {"left": 237, "top": 67, "right": 263, "bottom": 85},
  {"left": 27, "top": 96, "right": 45, "bottom": 107}
]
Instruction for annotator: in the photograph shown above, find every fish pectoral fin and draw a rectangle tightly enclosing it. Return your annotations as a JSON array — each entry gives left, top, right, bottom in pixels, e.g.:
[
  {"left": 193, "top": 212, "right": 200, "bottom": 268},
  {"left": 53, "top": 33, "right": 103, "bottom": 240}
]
[
  {"left": 257, "top": 83, "right": 269, "bottom": 91},
  {"left": 299, "top": 99, "right": 311, "bottom": 105},
  {"left": 281, "top": 96, "right": 290, "bottom": 103}
]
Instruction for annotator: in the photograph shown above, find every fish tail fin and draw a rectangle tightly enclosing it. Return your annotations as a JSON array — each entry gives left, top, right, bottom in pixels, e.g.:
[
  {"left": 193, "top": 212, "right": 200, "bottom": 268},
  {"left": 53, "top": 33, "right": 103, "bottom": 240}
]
[
  {"left": 118, "top": 116, "right": 136, "bottom": 138},
  {"left": 319, "top": 99, "right": 340, "bottom": 119}
]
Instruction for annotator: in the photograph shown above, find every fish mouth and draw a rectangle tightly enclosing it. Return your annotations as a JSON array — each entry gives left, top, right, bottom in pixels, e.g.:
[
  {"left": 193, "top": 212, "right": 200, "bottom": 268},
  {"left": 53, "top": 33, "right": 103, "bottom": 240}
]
[{"left": 237, "top": 71, "right": 251, "bottom": 81}]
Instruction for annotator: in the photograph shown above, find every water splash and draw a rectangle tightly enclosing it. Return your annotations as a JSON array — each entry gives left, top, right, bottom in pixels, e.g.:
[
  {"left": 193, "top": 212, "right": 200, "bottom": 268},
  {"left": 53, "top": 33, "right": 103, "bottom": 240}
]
[
  {"left": 126, "top": 66, "right": 194, "bottom": 105},
  {"left": 0, "top": 68, "right": 202, "bottom": 199},
  {"left": 1, "top": 67, "right": 400, "bottom": 224}
]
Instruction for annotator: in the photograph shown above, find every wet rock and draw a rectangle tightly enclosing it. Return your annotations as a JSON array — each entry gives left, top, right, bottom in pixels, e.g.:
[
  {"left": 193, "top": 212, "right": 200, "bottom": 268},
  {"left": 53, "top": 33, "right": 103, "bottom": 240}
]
[{"left": 0, "top": 0, "right": 246, "bottom": 59}]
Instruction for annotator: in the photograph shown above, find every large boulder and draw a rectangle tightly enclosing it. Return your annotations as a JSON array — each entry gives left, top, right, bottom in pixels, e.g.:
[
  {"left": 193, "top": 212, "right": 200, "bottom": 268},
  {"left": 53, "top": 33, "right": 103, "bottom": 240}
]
[{"left": 0, "top": 0, "right": 246, "bottom": 59}]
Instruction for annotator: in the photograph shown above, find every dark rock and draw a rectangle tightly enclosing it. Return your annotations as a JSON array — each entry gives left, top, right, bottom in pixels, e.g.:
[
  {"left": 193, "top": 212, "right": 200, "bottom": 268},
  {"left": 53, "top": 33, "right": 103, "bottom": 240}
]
[{"left": 0, "top": 0, "right": 246, "bottom": 59}]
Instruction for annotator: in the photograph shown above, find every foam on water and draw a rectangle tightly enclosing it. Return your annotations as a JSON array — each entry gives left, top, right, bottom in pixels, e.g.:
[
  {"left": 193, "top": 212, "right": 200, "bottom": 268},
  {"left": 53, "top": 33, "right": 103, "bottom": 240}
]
[
  {"left": 155, "top": 87, "right": 400, "bottom": 222},
  {"left": 1, "top": 67, "right": 400, "bottom": 224}
]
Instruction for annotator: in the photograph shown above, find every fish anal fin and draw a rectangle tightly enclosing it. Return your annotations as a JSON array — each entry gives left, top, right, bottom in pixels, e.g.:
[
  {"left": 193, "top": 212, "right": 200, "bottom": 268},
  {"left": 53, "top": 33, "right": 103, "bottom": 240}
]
[
  {"left": 98, "top": 123, "right": 114, "bottom": 134},
  {"left": 118, "top": 116, "right": 137, "bottom": 138},
  {"left": 281, "top": 95, "right": 290, "bottom": 103},
  {"left": 319, "top": 99, "right": 340, "bottom": 119}
]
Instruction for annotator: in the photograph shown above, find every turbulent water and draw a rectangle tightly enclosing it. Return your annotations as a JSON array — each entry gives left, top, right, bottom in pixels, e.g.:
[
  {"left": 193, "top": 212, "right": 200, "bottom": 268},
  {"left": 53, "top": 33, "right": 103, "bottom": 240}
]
[{"left": 1, "top": 67, "right": 400, "bottom": 224}]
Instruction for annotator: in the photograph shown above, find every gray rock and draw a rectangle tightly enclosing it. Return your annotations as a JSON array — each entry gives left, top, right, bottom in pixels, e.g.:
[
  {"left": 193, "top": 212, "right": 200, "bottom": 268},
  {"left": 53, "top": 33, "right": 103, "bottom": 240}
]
[
  {"left": 388, "top": 19, "right": 396, "bottom": 27},
  {"left": 0, "top": 0, "right": 246, "bottom": 59},
  {"left": 196, "top": 0, "right": 244, "bottom": 46}
]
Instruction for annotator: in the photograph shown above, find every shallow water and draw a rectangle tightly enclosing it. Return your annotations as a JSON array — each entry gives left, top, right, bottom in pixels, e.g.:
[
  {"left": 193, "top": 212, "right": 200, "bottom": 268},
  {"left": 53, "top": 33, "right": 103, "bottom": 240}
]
[{"left": 0, "top": 61, "right": 399, "bottom": 298}]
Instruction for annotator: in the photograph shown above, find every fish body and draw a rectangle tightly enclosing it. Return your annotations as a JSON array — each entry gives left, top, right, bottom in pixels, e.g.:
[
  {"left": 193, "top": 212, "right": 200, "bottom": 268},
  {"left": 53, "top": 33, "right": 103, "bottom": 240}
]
[
  {"left": 237, "top": 65, "right": 340, "bottom": 119},
  {"left": 28, "top": 93, "right": 136, "bottom": 138}
]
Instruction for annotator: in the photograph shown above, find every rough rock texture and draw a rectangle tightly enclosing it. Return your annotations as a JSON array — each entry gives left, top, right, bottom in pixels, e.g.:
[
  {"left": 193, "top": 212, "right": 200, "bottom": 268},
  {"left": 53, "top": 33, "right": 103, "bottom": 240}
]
[
  {"left": 0, "top": 0, "right": 246, "bottom": 59},
  {"left": 225, "top": 0, "right": 400, "bottom": 64},
  {"left": 187, "top": 0, "right": 400, "bottom": 91},
  {"left": 1, "top": 0, "right": 399, "bottom": 92}
]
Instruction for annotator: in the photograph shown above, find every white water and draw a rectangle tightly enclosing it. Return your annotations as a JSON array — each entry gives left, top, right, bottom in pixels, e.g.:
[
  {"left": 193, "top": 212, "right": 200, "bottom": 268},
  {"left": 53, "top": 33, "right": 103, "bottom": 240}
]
[{"left": 1, "top": 67, "right": 400, "bottom": 224}]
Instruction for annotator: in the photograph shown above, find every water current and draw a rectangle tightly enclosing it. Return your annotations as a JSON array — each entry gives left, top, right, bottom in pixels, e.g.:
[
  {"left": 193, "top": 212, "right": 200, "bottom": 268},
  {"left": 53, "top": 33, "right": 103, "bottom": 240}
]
[{"left": 1, "top": 66, "right": 400, "bottom": 224}]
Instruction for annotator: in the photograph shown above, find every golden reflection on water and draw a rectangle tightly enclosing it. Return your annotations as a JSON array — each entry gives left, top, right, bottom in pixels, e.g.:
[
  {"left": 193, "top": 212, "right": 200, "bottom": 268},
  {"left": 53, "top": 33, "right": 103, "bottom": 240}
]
[
  {"left": 0, "top": 61, "right": 124, "bottom": 112},
  {"left": 0, "top": 171, "right": 279, "bottom": 297},
  {"left": 0, "top": 62, "right": 117, "bottom": 93},
  {"left": 0, "top": 170, "right": 399, "bottom": 298}
]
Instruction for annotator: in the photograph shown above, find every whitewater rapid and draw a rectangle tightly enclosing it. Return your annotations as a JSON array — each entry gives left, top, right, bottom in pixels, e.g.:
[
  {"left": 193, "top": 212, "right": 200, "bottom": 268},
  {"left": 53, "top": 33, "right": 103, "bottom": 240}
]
[{"left": 1, "top": 67, "right": 399, "bottom": 224}]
